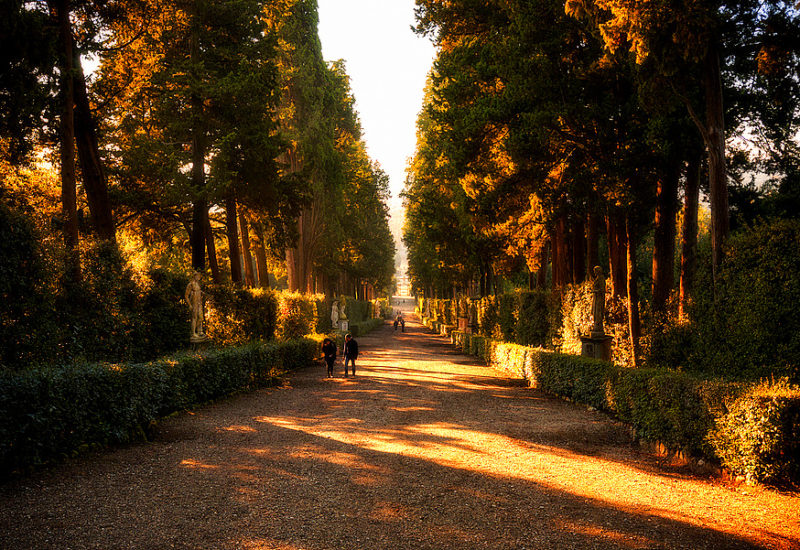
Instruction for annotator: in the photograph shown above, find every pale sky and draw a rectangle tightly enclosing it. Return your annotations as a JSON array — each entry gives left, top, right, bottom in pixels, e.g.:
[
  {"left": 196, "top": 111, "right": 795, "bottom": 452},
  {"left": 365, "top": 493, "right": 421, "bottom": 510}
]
[{"left": 317, "top": 0, "right": 436, "bottom": 211}]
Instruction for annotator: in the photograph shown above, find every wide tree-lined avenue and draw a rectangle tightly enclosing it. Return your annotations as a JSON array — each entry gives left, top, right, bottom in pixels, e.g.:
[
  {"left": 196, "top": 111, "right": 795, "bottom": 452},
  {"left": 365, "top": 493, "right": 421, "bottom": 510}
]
[{"left": 1, "top": 319, "right": 797, "bottom": 550}]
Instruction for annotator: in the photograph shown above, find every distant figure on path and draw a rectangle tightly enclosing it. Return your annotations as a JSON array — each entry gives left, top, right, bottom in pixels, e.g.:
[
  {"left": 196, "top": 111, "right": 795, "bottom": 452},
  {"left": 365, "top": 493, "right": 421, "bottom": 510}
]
[
  {"left": 343, "top": 333, "right": 359, "bottom": 377},
  {"left": 321, "top": 337, "right": 337, "bottom": 378},
  {"left": 394, "top": 313, "right": 405, "bottom": 332}
]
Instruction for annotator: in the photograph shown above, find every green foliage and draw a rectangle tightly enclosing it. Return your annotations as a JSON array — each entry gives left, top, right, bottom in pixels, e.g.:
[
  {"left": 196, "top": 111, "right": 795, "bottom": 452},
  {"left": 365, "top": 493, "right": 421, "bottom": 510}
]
[
  {"left": 690, "top": 219, "right": 800, "bottom": 381},
  {"left": 0, "top": 337, "right": 319, "bottom": 475},
  {"left": 347, "top": 318, "right": 384, "bottom": 338},
  {"left": 206, "top": 285, "right": 278, "bottom": 346},
  {"left": 0, "top": 203, "right": 57, "bottom": 367},
  {"left": 458, "top": 335, "right": 799, "bottom": 485},
  {"left": 277, "top": 293, "right": 317, "bottom": 340},
  {"left": 708, "top": 381, "right": 800, "bottom": 484}
]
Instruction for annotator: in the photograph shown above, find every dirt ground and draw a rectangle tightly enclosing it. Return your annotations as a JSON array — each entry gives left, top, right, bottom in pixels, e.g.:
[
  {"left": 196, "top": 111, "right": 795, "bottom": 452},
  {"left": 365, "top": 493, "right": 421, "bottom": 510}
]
[{"left": 1, "top": 319, "right": 798, "bottom": 550}]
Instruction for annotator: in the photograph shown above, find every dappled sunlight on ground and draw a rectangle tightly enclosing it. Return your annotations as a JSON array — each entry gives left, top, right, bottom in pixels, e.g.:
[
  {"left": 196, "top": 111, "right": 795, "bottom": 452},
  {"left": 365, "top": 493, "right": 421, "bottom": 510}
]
[{"left": 1, "top": 320, "right": 798, "bottom": 549}]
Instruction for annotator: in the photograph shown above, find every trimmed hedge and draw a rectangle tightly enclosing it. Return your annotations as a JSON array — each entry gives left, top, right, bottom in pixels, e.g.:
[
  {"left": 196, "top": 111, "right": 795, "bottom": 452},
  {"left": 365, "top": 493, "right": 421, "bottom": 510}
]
[
  {"left": 347, "top": 318, "right": 385, "bottom": 337},
  {"left": 453, "top": 337, "right": 800, "bottom": 485},
  {"left": 0, "top": 338, "right": 319, "bottom": 475}
]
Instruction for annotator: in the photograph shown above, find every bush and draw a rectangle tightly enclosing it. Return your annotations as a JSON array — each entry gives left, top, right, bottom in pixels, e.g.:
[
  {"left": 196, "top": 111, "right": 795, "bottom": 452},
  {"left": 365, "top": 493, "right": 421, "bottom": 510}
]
[
  {"left": 348, "top": 318, "right": 384, "bottom": 337},
  {"left": 708, "top": 381, "right": 800, "bottom": 484},
  {"left": 0, "top": 337, "right": 319, "bottom": 475},
  {"left": 515, "top": 290, "right": 553, "bottom": 347},
  {"left": 455, "top": 335, "right": 800, "bottom": 485},
  {"left": 206, "top": 286, "right": 278, "bottom": 345},
  {"left": 497, "top": 293, "right": 517, "bottom": 341},
  {"left": 276, "top": 292, "right": 317, "bottom": 340},
  {"left": 690, "top": 219, "right": 800, "bottom": 382}
]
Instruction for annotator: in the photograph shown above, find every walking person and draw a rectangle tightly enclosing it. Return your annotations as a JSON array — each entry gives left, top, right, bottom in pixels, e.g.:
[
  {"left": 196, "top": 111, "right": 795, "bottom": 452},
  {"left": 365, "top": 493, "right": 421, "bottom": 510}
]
[
  {"left": 343, "top": 333, "right": 359, "bottom": 377},
  {"left": 321, "top": 337, "right": 337, "bottom": 378}
]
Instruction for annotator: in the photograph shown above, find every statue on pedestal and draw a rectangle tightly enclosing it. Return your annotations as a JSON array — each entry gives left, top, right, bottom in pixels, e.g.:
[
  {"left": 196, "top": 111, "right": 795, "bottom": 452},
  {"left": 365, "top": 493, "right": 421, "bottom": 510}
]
[
  {"left": 185, "top": 271, "right": 208, "bottom": 343},
  {"left": 591, "top": 265, "right": 606, "bottom": 337},
  {"left": 331, "top": 300, "right": 339, "bottom": 328}
]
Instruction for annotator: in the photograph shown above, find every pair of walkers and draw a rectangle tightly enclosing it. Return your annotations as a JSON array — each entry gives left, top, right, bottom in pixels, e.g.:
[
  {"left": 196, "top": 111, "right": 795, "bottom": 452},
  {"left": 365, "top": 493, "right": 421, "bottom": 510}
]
[{"left": 320, "top": 334, "right": 359, "bottom": 378}]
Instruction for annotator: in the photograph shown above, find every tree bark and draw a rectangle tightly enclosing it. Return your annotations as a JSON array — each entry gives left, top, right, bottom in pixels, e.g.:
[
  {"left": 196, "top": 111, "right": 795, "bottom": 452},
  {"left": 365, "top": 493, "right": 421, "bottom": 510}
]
[
  {"left": 204, "top": 214, "right": 220, "bottom": 283},
  {"left": 537, "top": 241, "right": 548, "bottom": 288},
  {"left": 239, "top": 211, "right": 256, "bottom": 287},
  {"left": 54, "top": 0, "right": 80, "bottom": 279},
  {"left": 626, "top": 214, "right": 641, "bottom": 367},
  {"left": 680, "top": 154, "right": 701, "bottom": 319},
  {"left": 606, "top": 212, "right": 628, "bottom": 297},
  {"left": 72, "top": 46, "right": 115, "bottom": 242},
  {"left": 225, "top": 195, "right": 242, "bottom": 284},
  {"left": 572, "top": 218, "right": 586, "bottom": 284},
  {"left": 253, "top": 228, "right": 271, "bottom": 289},
  {"left": 189, "top": 28, "right": 206, "bottom": 272},
  {"left": 703, "top": 45, "right": 729, "bottom": 279},
  {"left": 586, "top": 212, "right": 599, "bottom": 273},
  {"left": 651, "top": 162, "right": 680, "bottom": 312}
]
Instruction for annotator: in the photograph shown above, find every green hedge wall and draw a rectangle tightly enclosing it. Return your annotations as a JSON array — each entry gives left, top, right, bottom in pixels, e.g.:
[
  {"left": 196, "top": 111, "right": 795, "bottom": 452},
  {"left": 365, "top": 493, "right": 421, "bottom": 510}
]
[
  {"left": 451, "top": 336, "right": 800, "bottom": 485},
  {"left": 348, "top": 318, "right": 385, "bottom": 337},
  {"left": 0, "top": 338, "right": 319, "bottom": 476}
]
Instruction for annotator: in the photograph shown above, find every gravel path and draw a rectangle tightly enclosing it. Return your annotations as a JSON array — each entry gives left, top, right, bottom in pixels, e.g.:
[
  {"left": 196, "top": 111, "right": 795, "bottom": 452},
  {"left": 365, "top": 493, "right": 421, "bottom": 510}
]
[{"left": 1, "top": 319, "right": 798, "bottom": 550}]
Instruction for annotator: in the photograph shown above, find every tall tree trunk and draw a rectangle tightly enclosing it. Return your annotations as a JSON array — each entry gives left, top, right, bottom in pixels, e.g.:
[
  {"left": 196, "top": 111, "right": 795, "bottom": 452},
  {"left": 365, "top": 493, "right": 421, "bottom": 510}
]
[
  {"left": 652, "top": 163, "right": 680, "bottom": 311},
  {"left": 225, "top": 195, "right": 242, "bottom": 284},
  {"left": 550, "top": 228, "right": 561, "bottom": 288},
  {"left": 680, "top": 154, "right": 701, "bottom": 319},
  {"left": 537, "top": 241, "right": 548, "bottom": 288},
  {"left": 253, "top": 228, "right": 271, "bottom": 289},
  {"left": 239, "top": 211, "right": 255, "bottom": 287},
  {"left": 626, "top": 214, "right": 641, "bottom": 367},
  {"left": 72, "top": 46, "right": 115, "bottom": 242},
  {"left": 572, "top": 218, "right": 586, "bottom": 284},
  {"left": 189, "top": 28, "right": 206, "bottom": 272},
  {"left": 587, "top": 212, "right": 599, "bottom": 272},
  {"left": 703, "top": 45, "right": 729, "bottom": 279},
  {"left": 54, "top": 0, "right": 80, "bottom": 279},
  {"left": 204, "top": 215, "right": 220, "bottom": 283},
  {"left": 606, "top": 212, "right": 627, "bottom": 297}
]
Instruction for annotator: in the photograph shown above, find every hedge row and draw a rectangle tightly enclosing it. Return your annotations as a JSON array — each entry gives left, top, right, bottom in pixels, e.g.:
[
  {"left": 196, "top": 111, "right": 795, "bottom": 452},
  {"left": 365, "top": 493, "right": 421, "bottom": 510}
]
[
  {"left": 449, "top": 330, "right": 800, "bottom": 485},
  {"left": 0, "top": 337, "right": 319, "bottom": 475},
  {"left": 347, "top": 318, "right": 385, "bottom": 338}
]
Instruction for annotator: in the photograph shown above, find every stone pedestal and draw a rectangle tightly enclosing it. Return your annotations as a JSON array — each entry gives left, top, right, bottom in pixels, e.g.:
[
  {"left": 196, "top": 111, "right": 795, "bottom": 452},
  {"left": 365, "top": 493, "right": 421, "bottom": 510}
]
[
  {"left": 580, "top": 332, "right": 613, "bottom": 361},
  {"left": 338, "top": 320, "right": 349, "bottom": 332},
  {"left": 457, "top": 317, "right": 469, "bottom": 332}
]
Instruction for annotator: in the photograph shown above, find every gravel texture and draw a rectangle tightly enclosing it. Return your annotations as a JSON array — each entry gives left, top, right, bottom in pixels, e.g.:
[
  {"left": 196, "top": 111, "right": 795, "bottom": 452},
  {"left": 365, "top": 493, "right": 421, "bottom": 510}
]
[{"left": 1, "top": 319, "right": 798, "bottom": 550}]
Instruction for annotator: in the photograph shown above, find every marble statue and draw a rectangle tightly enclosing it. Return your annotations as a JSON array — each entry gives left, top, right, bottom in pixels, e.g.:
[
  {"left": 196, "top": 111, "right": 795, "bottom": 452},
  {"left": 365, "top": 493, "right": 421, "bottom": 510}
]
[
  {"left": 185, "top": 271, "right": 207, "bottom": 342},
  {"left": 331, "top": 300, "right": 339, "bottom": 327},
  {"left": 591, "top": 265, "right": 605, "bottom": 335}
]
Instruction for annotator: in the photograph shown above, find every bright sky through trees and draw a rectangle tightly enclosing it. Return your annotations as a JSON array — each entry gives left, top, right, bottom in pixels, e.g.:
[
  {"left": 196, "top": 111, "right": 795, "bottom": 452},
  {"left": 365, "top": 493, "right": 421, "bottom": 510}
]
[{"left": 317, "top": 0, "right": 436, "bottom": 210}]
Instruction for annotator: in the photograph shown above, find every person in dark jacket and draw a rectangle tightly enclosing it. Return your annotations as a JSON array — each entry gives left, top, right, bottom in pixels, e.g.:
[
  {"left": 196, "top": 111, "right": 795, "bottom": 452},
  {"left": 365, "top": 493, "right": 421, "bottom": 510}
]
[
  {"left": 343, "top": 333, "right": 359, "bottom": 377},
  {"left": 321, "top": 337, "right": 337, "bottom": 378}
]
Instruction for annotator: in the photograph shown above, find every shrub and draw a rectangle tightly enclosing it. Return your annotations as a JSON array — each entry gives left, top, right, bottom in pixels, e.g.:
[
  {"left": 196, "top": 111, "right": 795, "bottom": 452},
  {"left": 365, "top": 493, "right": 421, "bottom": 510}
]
[
  {"left": 515, "top": 290, "right": 552, "bottom": 347},
  {"left": 348, "top": 318, "right": 384, "bottom": 337},
  {"left": 708, "top": 381, "right": 800, "bottom": 484},
  {"left": 0, "top": 337, "right": 319, "bottom": 475},
  {"left": 690, "top": 219, "right": 800, "bottom": 382},
  {"left": 456, "top": 335, "right": 800, "bottom": 485},
  {"left": 206, "top": 286, "right": 278, "bottom": 345},
  {"left": 497, "top": 293, "right": 517, "bottom": 341}
]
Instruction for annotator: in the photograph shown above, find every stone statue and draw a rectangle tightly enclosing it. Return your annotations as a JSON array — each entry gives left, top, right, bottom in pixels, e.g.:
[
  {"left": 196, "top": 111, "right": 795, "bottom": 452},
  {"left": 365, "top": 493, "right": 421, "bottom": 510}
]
[
  {"left": 591, "top": 265, "right": 605, "bottom": 335},
  {"left": 331, "top": 300, "right": 339, "bottom": 327},
  {"left": 185, "top": 271, "right": 207, "bottom": 342}
]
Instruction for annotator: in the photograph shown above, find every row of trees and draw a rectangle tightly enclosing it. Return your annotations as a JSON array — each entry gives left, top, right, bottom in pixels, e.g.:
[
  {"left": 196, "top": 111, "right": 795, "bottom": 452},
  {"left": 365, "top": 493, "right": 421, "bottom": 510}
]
[
  {"left": 403, "top": 0, "right": 800, "bottom": 365},
  {"left": 1, "top": 0, "right": 394, "bottom": 299}
]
